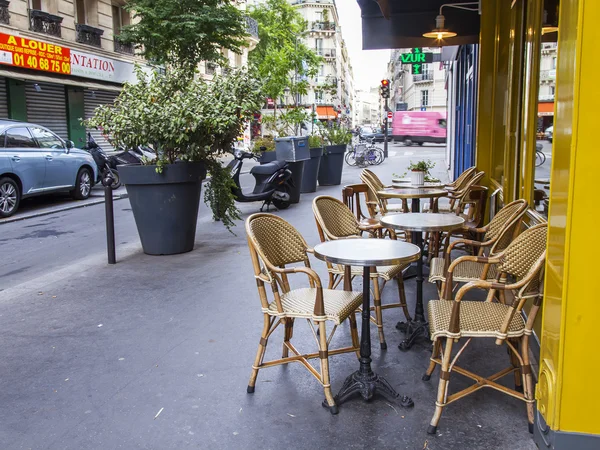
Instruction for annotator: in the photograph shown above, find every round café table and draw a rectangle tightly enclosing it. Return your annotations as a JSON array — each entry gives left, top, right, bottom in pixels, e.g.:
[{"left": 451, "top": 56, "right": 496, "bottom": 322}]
[
  {"left": 391, "top": 179, "right": 444, "bottom": 189},
  {"left": 378, "top": 188, "right": 448, "bottom": 213},
  {"left": 313, "top": 238, "right": 420, "bottom": 407},
  {"left": 380, "top": 213, "right": 465, "bottom": 350}
]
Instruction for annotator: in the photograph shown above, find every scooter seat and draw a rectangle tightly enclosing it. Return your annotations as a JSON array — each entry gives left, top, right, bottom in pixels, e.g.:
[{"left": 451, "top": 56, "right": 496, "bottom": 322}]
[{"left": 251, "top": 160, "right": 287, "bottom": 175}]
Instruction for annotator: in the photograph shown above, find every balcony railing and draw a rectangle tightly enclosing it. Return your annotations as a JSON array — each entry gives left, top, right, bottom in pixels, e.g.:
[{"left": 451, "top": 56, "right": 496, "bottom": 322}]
[
  {"left": 312, "top": 76, "right": 337, "bottom": 85},
  {"left": 309, "top": 21, "right": 335, "bottom": 32},
  {"left": 413, "top": 72, "right": 434, "bottom": 82},
  {"left": 540, "top": 69, "right": 556, "bottom": 81},
  {"left": 114, "top": 36, "right": 134, "bottom": 55},
  {"left": 29, "top": 9, "right": 62, "bottom": 38},
  {"left": 244, "top": 15, "right": 258, "bottom": 40},
  {"left": 315, "top": 48, "right": 336, "bottom": 58},
  {"left": 0, "top": 0, "right": 10, "bottom": 25},
  {"left": 76, "top": 24, "right": 103, "bottom": 48}
]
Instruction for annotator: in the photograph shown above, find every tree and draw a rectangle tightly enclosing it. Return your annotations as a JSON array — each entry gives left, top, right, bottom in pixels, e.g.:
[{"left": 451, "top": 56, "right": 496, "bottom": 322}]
[
  {"left": 248, "top": 0, "right": 321, "bottom": 124},
  {"left": 119, "top": 0, "right": 248, "bottom": 74}
]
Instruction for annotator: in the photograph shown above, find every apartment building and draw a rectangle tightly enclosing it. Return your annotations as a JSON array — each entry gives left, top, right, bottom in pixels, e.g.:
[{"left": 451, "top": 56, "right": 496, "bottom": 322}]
[
  {"left": 289, "top": 0, "right": 354, "bottom": 125},
  {"left": 388, "top": 47, "right": 446, "bottom": 113},
  {"left": 538, "top": 42, "right": 556, "bottom": 131},
  {"left": 0, "top": 0, "right": 258, "bottom": 148}
]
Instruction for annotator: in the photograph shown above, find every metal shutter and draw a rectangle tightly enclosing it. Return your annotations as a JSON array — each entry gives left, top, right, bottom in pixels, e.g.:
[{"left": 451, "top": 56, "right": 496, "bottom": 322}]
[
  {"left": 84, "top": 89, "right": 119, "bottom": 152},
  {"left": 0, "top": 77, "right": 8, "bottom": 119},
  {"left": 25, "top": 81, "right": 69, "bottom": 139}
]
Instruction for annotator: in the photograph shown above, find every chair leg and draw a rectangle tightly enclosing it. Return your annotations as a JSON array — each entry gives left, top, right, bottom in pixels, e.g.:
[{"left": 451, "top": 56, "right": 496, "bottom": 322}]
[
  {"left": 428, "top": 337, "right": 455, "bottom": 434},
  {"left": 318, "top": 320, "right": 338, "bottom": 414},
  {"left": 521, "top": 335, "right": 535, "bottom": 434},
  {"left": 422, "top": 338, "right": 442, "bottom": 381},
  {"left": 328, "top": 273, "right": 336, "bottom": 289},
  {"left": 396, "top": 275, "right": 412, "bottom": 322},
  {"left": 247, "top": 315, "right": 271, "bottom": 394},
  {"left": 282, "top": 318, "right": 294, "bottom": 358},
  {"left": 372, "top": 278, "right": 386, "bottom": 349},
  {"left": 348, "top": 312, "right": 360, "bottom": 359},
  {"left": 508, "top": 338, "right": 523, "bottom": 392}
]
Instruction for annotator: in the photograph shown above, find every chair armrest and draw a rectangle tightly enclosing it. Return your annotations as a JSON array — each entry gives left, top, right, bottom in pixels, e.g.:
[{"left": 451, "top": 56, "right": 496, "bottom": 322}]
[{"left": 289, "top": 266, "right": 326, "bottom": 316}]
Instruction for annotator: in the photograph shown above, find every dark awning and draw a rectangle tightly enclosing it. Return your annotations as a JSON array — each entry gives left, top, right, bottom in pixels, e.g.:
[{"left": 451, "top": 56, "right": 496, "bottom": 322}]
[{"left": 357, "top": 0, "right": 480, "bottom": 50}]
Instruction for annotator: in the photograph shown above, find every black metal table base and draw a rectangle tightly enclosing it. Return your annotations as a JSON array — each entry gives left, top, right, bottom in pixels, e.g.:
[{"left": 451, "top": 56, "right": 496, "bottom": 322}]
[
  {"left": 327, "top": 365, "right": 414, "bottom": 407},
  {"left": 396, "top": 318, "right": 429, "bottom": 351}
]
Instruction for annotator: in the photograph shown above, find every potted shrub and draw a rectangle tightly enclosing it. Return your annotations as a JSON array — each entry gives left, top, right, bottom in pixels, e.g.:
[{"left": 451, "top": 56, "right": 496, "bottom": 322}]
[
  {"left": 318, "top": 124, "right": 351, "bottom": 186},
  {"left": 301, "top": 134, "right": 323, "bottom": 193},
  {"left": 85, "top": 68, "right": 263, "bottom": 255},
  {"left": 406, "top": 160, "right": 436, "bottom": 186},
  {"left": 252, "top": 136, "right": 277, "bottom": 164}
]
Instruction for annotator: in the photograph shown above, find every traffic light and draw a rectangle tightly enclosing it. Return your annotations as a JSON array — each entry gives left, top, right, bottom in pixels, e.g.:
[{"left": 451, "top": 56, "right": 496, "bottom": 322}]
[{"left": 380, "top": 79, "right": 390, "bottom": 98}]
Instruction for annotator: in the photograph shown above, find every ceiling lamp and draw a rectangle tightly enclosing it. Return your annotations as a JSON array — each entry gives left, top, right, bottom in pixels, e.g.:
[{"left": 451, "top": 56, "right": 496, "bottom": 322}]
[{"left": 423, "top": 2, "right": 479, "bottom": 41}]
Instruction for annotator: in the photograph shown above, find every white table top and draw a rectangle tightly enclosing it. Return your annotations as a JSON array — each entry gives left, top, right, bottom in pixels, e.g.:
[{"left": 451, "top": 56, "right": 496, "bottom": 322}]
[
  {"left": 380, "top": 213, "right": 465, "bottom": 232},
  {"left": 313, "top": 238, "right": 420, "bottom": 267}
]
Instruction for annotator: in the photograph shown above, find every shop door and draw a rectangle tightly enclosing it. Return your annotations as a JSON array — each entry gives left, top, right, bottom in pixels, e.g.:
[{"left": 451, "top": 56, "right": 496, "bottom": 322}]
[
  {"left": 25, "top": 82, "right": 69, "bottom": 140},
  {"left": 0, "top": 77, "right": 9, "bottom": 119},
  {"left": 84, "top": 89, "right": 119, "bottom": 151}
]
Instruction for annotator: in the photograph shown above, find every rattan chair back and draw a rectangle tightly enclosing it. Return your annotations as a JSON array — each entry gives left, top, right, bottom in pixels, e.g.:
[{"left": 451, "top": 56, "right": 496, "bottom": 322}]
[
  {"left": 450, "top": 171, "right": 485, "bottom": 214},
  {"left": 448, "top": 166, "right": 476, "bottom": 190},
  {"left": 484, "top": 199, "right": 528, "bottom": 253},
  {"left": 246, "top": 213, "right": 309, "bottom": 268},
  {"left": 313, "top": 196, "right": 360, "bottom": 240},
  {"left": 497, "top": 223, "right": 547, "bottom": 280},
  {"left": 342, "top": 184, "right": 373, "bottom": 221}
]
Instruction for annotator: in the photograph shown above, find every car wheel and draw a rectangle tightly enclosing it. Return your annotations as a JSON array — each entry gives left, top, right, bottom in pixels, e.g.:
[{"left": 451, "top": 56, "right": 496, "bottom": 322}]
[
  {"left": 0, "top": 177, "right": 20, "bottom": 218},
  {"left": 72, "top": 167, "right": 92, "bottom": 200},
  {"left": 403, "top": 138, "right": 412, "bottom": 146}
]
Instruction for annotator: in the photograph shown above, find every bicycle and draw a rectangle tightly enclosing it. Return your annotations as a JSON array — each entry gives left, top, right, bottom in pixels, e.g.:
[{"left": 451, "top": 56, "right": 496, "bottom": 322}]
[
  {"left": 535, "top": 143, "right": 546, "bottom": 167},
  {"left": 345, "top": 138, "right": 385, "bottom": 167}
]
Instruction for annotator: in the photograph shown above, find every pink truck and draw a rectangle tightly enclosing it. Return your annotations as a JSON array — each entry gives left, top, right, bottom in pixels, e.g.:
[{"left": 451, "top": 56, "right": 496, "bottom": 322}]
[{"left": 391, "top": 111, "right": 447, "bottom": 146}]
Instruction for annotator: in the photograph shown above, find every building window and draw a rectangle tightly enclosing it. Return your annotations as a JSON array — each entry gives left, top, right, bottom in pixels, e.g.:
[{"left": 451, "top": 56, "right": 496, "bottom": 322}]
[
  {"left": 421, "top": 90, "right": 429, "bottom": 107},
  {"left": 550, "top": 86, "right": 555, "bottom": 96},
  {"left": 112, "top": 4, "right": 130, "bottom": 35},
  {"left": 76, "top": 0, "right": 86, "bottom": 23},
  {"left": 551, "top": 57, "right": 557, "bottom": 70}
]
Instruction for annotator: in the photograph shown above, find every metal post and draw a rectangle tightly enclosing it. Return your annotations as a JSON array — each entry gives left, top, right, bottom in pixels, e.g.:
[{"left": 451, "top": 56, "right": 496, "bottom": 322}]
[
  {"left": 383, "top": 98, "right": 389, "bottom": 158},
  {"left": 103, "top": 176, "right": 116, "bottom": 264}
]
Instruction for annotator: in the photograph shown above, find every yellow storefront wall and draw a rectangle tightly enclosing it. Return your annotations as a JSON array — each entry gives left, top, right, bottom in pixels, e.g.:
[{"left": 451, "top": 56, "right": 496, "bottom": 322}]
[{"left": 475, "top": 0, "right": 600, "bottom": 439}]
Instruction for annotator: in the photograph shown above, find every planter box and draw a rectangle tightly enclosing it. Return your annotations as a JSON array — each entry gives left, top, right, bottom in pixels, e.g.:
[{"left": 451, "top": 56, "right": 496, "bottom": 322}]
[
  {"left": 300, "top": 147, "right": 323, "bottom": 193},
  {"left": 275, "top": 136, "right": 309, "bottom": 162},
  {"left": 318, "top": 144, "right": 346, "bottom": 186},
  {"left": 258, "top": 151, "right": 277, "bottom": 165},
  {"left": 119, "top": 162, "right": 206, "bottom": 255}
]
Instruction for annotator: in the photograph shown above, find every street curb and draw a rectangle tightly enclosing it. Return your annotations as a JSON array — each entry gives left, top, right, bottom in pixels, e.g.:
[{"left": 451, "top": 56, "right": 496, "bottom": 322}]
[{"left": 0, "top": 193, "right": 129, "bottom": 225}]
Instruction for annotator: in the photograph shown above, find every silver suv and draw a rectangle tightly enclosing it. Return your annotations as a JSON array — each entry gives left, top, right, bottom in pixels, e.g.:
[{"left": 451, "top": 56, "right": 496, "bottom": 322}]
[{"left": 0, "top": 120, "right": 98, "bottom": 218}]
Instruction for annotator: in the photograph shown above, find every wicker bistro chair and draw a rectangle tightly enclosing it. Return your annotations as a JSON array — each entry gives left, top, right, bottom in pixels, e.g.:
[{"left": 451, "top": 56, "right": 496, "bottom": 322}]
[
  {"left": 342, "top": 184, "right": 381, "bottom": 231},
  {"left": 245, "top": 213, "right": 361, "bottom": 414},
  {"left": 312, "top": 196, "right": 411, "bottom": 349},
  {"left": 426, "top": 170, "right": 485, "bottom": 215},
  {"left": 428, "top": 199, "right": 529, "bottom": 294},
  {"left": 360, "top": 169, "right": 410, "bottom": 215},
  {"left": 445, "top": 166, "right": 476, "bottom": 193},
  {"left": 423, "top": 223, "right": 548, "bottom": 435}
]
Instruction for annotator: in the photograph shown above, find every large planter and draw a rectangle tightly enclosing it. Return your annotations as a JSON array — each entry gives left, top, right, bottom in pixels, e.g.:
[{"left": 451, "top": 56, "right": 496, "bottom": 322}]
[
  {"left": 258, "top": 151, "right": 277, "bottom": 165},
  {"left": 286, "top": 160, "right": 305, "bottom": 204},
  {"left": 300, "top": 147, "right": 323, "bottom": 193},
  {"left": 318, "top": 144, "right": 346, "bottom": 186},
  {"left": 119, "top": 162, "right": 206, "bottom": 255}
]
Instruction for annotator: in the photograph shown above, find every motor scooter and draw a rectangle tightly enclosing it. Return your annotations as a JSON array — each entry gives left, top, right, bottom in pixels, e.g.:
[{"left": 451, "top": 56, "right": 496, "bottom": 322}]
[
  {"left": 83, "top": 133, "right": 124, "bottom": 189},
  {"left": 227, "top": 149, "right": 293, "bottom": 211}
]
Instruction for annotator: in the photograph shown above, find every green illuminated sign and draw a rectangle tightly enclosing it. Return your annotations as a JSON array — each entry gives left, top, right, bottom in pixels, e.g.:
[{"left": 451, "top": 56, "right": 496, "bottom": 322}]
[{"left": 400, "top": 48, "right": 433, "bottom": 70}]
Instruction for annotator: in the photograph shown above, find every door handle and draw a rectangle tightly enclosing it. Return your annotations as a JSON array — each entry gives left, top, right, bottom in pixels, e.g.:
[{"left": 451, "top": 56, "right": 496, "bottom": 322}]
[
  {"left": 11, "top": 156, "right": 20, "bottom": 162},
  {"left": 45, "top": 155, "right": 53, "bottom": 161}
]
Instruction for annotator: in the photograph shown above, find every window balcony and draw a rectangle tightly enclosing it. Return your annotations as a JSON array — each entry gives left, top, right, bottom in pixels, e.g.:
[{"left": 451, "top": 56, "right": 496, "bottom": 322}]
[
  {"left": 114, "top": 36, "right": 134, "bottom": 55},
  {"left": 315, "top": 48, "right": 336, "bottom": 58},
  {"left": 76, "top": 24, "right": 104, "bottom": 48},
  {"left": 0, "top": 0, "right": 10, "bottom": 25},
  {"left": 413, "top": 72, "right": 433, "bottom": 83},
  {"left": 309, "top": 21, "right": 335, "bottom": 32},
  {"left": 29, "top": 9, "right": 62, "bottom": 38},
  {"left": 540, "top": 69, "right": 556, "bottom": 81}
]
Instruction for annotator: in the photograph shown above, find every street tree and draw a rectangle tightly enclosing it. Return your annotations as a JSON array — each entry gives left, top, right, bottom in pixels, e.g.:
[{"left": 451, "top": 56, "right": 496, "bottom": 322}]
[
  {"left": 248, "top": 0, "right": 322, "bottom": 129},
  {"left": 119, "top": 0, "right": 248, "bottom": 74}
]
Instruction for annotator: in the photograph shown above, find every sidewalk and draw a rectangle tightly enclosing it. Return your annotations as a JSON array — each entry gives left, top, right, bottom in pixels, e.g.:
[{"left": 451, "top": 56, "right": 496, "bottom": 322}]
[{"left": 0, "top": 147, "right": 535, "bottom": 450}]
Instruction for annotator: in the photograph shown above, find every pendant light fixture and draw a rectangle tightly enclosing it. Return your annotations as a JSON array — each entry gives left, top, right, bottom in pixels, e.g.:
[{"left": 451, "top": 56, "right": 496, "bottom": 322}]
[{"left": 423, "top": 2, "right": 480, "bottom": 41}]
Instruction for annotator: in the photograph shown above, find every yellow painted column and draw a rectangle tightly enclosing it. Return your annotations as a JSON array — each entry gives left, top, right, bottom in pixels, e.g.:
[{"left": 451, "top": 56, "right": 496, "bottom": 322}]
[{"left": 535, "top": 0, "right": 600, "bottom": 445}]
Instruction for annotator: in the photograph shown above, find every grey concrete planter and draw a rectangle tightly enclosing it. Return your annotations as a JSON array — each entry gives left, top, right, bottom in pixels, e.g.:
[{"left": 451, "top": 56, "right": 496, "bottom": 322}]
[
  {"left": 119, "top": 162, "right": 206, "bottom": 255},
  {"left": 318, "top": 144, "right": 346, "bottom": 186}
]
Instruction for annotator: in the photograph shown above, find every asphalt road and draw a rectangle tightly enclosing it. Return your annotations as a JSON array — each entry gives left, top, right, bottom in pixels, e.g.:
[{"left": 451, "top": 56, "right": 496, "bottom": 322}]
[{"left": 0, "top": 143, "right": 450, "bottom": 292}]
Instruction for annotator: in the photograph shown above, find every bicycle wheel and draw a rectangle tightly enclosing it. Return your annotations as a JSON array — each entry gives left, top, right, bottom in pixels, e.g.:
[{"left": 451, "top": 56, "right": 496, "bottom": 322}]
[
  {"left": 366, "top": 149, "right": 377, "bottom": 165},
  {"left": 374, "top": 149, "right": 385, "bottom": 165},
  {"left": 345, "top": 151, "right": 357, "bottom": 166},
  {"left": 535, "top": 151, "right": 546, "bottom": 167}
]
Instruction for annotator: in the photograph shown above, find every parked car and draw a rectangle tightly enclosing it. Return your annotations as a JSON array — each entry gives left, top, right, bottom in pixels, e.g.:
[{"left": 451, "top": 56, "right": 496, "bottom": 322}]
[
  {"left": 391, "top": 111, "right": 447, "bottom": 145},
  {"left": 0, "top": 120, "right": 98, "bottom": 218},
  {"left": 545, "top": 125, "right": 553, "bottom": 143},
  {"left": 359, "top": 126, "right": 391, "bottom": 143}
]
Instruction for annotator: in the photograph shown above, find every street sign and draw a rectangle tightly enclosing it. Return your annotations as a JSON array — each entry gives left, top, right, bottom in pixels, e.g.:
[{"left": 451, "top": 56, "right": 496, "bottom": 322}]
[
  {"left": 387, "top": 111, "right": 393, "bottom": 119},
  {"left": 400, "top": 48, "right": 434, "bottom": 64},
  {"left": 420, "top": 106, "right": 427, "bottom": 111}
]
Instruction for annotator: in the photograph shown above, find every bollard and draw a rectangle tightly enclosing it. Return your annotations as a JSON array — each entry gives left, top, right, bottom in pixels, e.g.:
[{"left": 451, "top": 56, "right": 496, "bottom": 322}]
[{"left": 102, "top": 174, "right": 116, "bottom": 264}]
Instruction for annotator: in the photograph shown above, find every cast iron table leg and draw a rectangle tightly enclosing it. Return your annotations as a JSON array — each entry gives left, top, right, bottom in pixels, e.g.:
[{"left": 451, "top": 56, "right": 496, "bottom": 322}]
[
  {"left": 396, "top": 198, "right": 430, "bottom": 350},
  {"left": 329, "top": 266, "right": 414, "bottom": 408},
  {"left": 402, "top": 198, "right": 421, "bottom": 281}
]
